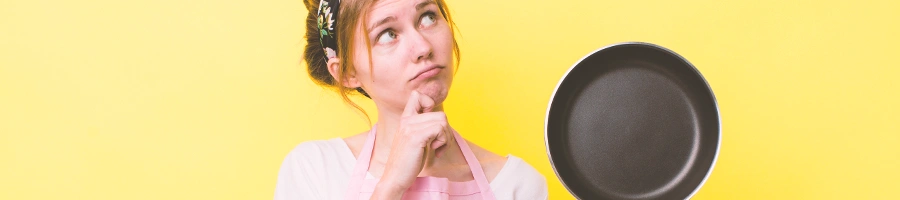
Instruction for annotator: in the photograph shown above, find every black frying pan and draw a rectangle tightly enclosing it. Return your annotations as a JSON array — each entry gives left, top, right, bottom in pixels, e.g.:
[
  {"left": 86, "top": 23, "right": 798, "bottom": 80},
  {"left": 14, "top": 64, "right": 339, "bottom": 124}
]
[{"left": 545, "top": 42, "right": 720, "bottom": 200}]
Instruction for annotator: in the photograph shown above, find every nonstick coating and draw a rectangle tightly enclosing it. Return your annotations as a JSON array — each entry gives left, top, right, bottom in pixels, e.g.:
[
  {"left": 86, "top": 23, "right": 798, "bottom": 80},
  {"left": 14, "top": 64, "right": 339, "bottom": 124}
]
[{"left": 545, "top": 43, "right": 720, "bottom": 200}]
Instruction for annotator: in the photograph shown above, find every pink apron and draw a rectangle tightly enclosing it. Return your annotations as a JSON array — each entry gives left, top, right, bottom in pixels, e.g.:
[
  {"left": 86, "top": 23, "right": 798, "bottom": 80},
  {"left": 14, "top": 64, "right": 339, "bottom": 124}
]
[{"left": 344, "top": 125, "right": 497, "bottom": 200}]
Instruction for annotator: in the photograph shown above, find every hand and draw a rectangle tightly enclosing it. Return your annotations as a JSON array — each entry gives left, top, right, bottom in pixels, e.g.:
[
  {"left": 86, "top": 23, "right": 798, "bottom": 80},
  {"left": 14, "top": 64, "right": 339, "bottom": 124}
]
[{"left": 373, "top": 91, "right": 454, "bottom": 199}]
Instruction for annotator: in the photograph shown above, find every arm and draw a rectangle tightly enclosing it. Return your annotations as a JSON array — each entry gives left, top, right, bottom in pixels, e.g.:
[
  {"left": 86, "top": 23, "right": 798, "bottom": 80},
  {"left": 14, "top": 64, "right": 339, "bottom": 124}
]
[
  {"left": 370, "top": 91, "right": 454, "bottom": 199},
  {"left": 370, "top": 179, "right": 406, "bottom": 200}
]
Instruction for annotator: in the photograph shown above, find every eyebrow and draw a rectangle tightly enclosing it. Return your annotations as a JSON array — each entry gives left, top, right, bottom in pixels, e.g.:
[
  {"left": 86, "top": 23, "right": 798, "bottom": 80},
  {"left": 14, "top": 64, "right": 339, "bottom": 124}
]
[
  {"left": 368, "top": 0, "right": 437, "bottom": 30},
  {"left": 369, "top": 16, "right": 397, "bottom": 31}
]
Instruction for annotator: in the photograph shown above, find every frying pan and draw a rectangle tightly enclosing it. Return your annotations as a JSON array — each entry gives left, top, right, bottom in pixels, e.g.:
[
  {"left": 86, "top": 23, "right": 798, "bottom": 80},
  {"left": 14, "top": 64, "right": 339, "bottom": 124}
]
[{"left": 544, "top": 42, "right": 720, "bottom": 200}]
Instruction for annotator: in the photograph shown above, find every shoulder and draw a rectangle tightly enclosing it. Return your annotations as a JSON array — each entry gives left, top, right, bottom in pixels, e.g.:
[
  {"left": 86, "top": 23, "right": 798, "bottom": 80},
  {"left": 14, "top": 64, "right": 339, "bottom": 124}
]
[
  {"left": 490, "top": 155, "right": 549, "bottom": 200},
  {"left": 275, "top": 139, "right": 354, "bottom": 200},
  {"left": 277, "top": 129, "right": 369, "bottom": 170},
  {"left": 466, "top": 140, "right": 548, "bottom": 199},
  {"left": 277, "top": 139, "right": 347, "bottom": 176},
  {"left": 284, "top": 139, "right": 347, "bottom": 163},
  {"left": 464, "top": 141, "right": 548, "bottom": 199}
]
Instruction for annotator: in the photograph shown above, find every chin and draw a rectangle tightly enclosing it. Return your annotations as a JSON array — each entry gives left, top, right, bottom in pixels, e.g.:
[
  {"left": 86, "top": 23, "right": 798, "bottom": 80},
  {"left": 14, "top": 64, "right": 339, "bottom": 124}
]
[{"left": 416, "top": 80, "right": 450, "bottom": 104}]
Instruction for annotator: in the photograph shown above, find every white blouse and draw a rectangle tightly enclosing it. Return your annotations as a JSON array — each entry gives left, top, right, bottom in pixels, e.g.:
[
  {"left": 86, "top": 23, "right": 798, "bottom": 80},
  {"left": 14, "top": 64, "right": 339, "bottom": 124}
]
[{"left": 274, "top": 138, "right": 548, "bottom": 200}]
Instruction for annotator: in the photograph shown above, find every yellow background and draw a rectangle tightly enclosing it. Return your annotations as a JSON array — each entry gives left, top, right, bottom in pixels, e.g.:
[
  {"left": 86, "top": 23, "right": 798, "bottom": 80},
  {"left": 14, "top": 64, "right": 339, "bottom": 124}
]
[{"left": 1, "top": 0, "right": 898, "bottom": 199}]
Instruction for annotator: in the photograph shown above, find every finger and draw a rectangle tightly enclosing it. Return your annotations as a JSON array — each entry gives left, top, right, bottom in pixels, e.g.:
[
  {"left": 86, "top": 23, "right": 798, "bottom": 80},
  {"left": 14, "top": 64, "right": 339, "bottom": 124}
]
[
  {"left": 435, "top": 124, "right": 454, "bottom": 158},
  {"left": 430, "top": 131, "right": 447, "bottom": 151},
  {"left": 429, "top": 124, "right": 451, "bottom": 158},
  {"left": 404, "top": 123, "right": 437, "bottom": 148},
  {"left": 417, "top": 92, "right": 436, "bottom": 113},
  {"left": 399, "top": 112, "right": 447, "bottom": 126},
  {"left": 402, "top": 91, "right": 422, "bottom": 117},
  {"left": 415, "top": 126, "right": 438, "bottom": 166}
]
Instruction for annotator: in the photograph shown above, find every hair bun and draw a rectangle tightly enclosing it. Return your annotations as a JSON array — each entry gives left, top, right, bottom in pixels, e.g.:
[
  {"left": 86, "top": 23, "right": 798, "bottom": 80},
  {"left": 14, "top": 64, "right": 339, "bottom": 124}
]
[{"left": 303, "top": 0, "right": 319, "bottom": 11}]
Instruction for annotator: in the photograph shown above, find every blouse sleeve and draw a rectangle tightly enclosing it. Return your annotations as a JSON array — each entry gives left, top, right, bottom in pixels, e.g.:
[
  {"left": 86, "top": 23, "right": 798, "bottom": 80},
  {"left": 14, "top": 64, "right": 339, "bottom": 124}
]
[
  {"left": 491, "top": 155, "right": 549, "bottom": 200},
  {"left": 274, "top": 143, "right": 323, "bottom": 200},
  {"left": 516, "top": 160, "right": 549, "bottom": 200}
]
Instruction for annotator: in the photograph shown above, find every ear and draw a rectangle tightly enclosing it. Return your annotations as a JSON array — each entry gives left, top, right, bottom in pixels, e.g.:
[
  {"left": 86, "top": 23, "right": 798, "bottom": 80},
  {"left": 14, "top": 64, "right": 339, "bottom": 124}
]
[{"left": 326, "top": 58, "right": 362, "bottom": 88}]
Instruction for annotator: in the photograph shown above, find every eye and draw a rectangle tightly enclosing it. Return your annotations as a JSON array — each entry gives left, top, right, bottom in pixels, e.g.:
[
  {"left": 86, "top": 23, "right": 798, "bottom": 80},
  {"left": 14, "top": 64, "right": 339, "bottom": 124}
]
[
  {"left": 376, "top": 30, "right": 397, "bottom": 45},
  {"left": 419, "top": 12, "right": 436, "bottom": 28}
]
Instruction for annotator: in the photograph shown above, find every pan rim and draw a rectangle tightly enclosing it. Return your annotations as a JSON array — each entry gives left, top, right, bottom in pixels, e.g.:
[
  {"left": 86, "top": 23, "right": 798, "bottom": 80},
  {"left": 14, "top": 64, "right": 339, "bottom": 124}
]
[{"left": 543, "top": 41, "right": 722, "bottom": 199}]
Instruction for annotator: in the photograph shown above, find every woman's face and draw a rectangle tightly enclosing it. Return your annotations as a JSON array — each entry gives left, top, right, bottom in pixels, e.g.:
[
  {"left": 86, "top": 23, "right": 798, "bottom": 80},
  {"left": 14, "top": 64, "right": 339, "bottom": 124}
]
[{"left": 350, "top": 0, "right": 454, "bottom": 112}]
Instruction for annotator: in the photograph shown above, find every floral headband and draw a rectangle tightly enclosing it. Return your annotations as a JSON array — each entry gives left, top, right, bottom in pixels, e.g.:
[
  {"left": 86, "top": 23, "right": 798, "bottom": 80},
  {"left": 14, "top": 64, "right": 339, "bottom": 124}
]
[
  {"left": 317, "top": 0, "right": 339, "bottom": 62},
  {"left": 317, "top": 0, "right": 372, "bottom": 98}
]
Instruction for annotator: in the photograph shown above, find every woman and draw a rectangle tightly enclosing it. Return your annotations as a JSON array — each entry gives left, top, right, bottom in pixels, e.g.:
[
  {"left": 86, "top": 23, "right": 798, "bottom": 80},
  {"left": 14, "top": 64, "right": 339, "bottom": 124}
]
[{"left": 275, "top": 0, "right": 548, "bottom": 199}]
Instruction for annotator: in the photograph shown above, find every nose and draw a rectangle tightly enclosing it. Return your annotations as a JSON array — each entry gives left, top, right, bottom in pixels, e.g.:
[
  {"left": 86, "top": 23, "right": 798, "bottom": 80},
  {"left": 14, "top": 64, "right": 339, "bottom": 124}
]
[{"left": 408, "top": 31, "right": 433, "bottom": 63}]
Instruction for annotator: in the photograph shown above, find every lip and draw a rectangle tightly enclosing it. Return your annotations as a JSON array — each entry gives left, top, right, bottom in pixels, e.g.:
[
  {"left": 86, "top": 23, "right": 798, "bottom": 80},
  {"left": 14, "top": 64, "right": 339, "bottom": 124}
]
[{"left": 409, "top": 66, "right": 444, "bottom": 81}]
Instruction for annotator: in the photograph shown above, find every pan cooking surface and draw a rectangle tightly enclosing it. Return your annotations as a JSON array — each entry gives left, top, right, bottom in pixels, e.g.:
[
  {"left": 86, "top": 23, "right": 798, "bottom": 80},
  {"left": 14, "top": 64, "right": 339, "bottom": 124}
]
[{"left": 546, "top": 43, "right": 719, "bottom": 200}]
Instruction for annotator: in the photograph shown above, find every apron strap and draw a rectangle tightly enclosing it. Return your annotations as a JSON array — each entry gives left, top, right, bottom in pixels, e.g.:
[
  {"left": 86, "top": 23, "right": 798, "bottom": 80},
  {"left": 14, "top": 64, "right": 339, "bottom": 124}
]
[
  {"left": 453, "top": 129, "right": 497, "bottom": 200},
  {"left": 344, "top": 125, "right": 377, "bottom": 200}
]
